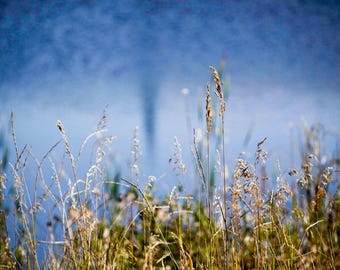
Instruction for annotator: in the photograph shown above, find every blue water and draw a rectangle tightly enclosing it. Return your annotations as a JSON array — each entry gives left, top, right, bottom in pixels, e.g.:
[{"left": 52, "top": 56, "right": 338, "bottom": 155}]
[{"left": 1, "top": 0, "right": 339, "bottom": 187}]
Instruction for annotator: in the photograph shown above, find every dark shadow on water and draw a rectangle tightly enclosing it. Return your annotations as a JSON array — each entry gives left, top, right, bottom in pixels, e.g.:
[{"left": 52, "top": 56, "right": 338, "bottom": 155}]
[{"left": 140, "top": 77, "right": 158, "bottom": 157}]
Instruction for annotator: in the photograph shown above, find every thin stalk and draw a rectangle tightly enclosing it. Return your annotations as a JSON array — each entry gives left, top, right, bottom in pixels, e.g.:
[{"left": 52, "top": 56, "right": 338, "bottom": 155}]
[
  {"left": 120, "top": 177, "right": 180, "bottom": 270},
  {"left": 221, "top": 114, "right": 228, "bottom": 270},
  {"left": 210, "top": 66, "right": 228, "bottom": 269},
  {"left": 206, "top": 131, "right": 213, "bottom": 269},
  {"left": 205, "top": 83, "right": 213, "bottom": 220}
]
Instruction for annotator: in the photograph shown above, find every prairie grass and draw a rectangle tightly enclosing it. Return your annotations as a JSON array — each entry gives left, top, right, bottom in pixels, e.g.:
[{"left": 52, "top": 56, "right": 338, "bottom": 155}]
[{"left": 0, "top": 66, "right": 339, "bottom": 269}]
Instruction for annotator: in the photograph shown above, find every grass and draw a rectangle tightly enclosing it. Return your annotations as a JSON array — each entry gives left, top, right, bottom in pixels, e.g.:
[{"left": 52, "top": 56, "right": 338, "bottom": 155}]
[{"left": 0, "top": 66, "right": 339, "bottom": 269}]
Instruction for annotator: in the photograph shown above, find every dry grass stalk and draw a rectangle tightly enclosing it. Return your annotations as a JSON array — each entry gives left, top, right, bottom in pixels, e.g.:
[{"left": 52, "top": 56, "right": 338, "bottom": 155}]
[
  {"left": 10, "top": 112, "right": 19, "bottom": 160},
  {"left": 210, "top": 65, "right": 228, "bottom": 269},
  {"left": 9, "top": 113, "right": 40, "bottom": 269},
  {"left": 210, "top": 66, "right": 225, "bottom": 117},
  {"left": 204, "top": 83, "right": 215, "bottom": 266},
  {"left": 205, "top": 84, "right": 213, "bottom": 135},
  {"left": 192, "top": 129, "right": 208, "bottom": 209},
  {"left": 56, "top": 120, "right": 77, "bottom": 181},
  {"left": 131, "top": 126, "right": 141, "bottom": 183},
  {"left": 171, "top": 136, "right": 186, "bottom": 176},
  {"left": 2, "top": 68, "right": 339, "bottom": 269},
  {"left": 120, "top": 177, "right": 180, "bottom": 269}
]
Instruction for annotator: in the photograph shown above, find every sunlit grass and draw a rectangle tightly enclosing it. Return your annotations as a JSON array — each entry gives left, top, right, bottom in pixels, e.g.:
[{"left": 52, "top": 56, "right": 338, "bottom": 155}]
[{"left": 0, "top": 66, "right": 339, "bottom": 269}]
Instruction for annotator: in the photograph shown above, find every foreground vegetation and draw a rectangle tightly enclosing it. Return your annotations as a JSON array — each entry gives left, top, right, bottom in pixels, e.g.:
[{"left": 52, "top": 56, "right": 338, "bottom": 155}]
[{"left": 0, "top": 66, "right": 339, "bottom": 269}]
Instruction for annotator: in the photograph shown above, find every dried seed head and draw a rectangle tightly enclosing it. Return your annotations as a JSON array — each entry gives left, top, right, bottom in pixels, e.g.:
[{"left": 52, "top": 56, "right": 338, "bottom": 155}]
[
  {"left": 288, "top": 168, "right": 299, "bottom": 176},
  {"left": 210, "top": 66, "right": 222, "bottom": 98},
  {"left": 257, "top": 137, "right": 267, "bottom": 148},
  {"left": 97, "top": 106, "right": 108, "bottom": 131},
  {"left": 205, "top": 84, "right": 213, "bottom": 134},
  {"left": 92, "top": 187, "right": 101, "bottom": 196},
  {"left": 56, "top": 120, "right": 64, "bottom": 133},
  {"left": 171, "top": 136, "right": 186, "bottom": 175},
  {"left": 69, "top": 206, "right": 80, "bottom": 220},
  {"left": 210, "top": 66, "right": 225, "bottom": 116},
  {"left": 255, "top": 137, "right": 268, "bottom": 165}
]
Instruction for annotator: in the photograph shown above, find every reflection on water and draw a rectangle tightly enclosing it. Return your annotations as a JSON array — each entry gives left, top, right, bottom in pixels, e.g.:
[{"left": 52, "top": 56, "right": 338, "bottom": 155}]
[
  {"left": 141, "top": 76, "right": 158, "bottom": 151},
  {"left": 0, "top": 0, "right": 339, "bottom": 181}
]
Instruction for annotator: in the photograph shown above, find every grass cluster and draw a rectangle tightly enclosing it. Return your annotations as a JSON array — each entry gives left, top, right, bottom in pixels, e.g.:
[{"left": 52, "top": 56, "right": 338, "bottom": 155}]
[{"left": 0, "top": 66, "right": 339, "bottom": 269}]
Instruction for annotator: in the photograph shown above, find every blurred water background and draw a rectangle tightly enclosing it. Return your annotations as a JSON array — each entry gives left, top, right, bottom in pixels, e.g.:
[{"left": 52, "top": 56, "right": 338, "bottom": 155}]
[{"left": 0, "top": 0, "right": 339, "bottom": 193}]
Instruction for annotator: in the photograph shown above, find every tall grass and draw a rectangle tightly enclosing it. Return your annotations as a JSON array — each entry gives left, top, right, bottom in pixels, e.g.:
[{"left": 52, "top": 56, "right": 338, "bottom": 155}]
[{"left": 0, "top": 66, "right": 339, "bottom": 269}]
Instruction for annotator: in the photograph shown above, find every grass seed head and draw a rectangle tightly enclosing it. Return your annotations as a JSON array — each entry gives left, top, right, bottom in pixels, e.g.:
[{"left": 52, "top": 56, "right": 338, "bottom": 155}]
[
  {"left": 205, "top": 83, "right": 213, "bottom": 134},
  {"left": 210, "top": 65, "right": 225, "bottom": 116}
]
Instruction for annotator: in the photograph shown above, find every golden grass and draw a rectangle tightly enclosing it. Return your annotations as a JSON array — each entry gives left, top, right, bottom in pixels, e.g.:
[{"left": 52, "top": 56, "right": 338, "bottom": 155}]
[{"left": 0, "top": 66, "right": 339, "bottom": 269}]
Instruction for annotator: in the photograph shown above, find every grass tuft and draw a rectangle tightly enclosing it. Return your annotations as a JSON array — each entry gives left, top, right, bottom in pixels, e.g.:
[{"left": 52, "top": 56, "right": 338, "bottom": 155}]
[{"left": 0, "top": 67, "right": 339, "bottom": 269}]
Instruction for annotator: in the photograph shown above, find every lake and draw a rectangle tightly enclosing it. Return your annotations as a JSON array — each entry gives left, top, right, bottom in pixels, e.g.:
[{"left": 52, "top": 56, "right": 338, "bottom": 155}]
[{"left": 0, "top": 0, "right": 339, "bottom": 197}]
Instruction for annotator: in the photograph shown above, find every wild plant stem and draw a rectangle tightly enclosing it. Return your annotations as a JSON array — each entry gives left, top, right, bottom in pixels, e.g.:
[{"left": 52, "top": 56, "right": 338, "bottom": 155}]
[
  {"left": 207, "top": 132, "right": 211, "bottom": 219},
  {"left": 207, "top": 132, "right": 213, "bottom": 269},
  {"left": 120, "top": 177, "right": 180, "bottom": 270},
  {"left": 221, "top": 114, "right": 228, "bottom": 270}
]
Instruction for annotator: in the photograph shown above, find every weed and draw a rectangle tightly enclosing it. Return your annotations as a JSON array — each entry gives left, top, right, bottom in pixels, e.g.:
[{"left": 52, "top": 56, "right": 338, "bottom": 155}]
[{"left": 0, "top": 67, "right": 338, "bottom": 269}]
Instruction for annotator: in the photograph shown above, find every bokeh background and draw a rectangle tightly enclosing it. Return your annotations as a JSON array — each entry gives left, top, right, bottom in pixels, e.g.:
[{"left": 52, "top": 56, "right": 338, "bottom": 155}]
[{"left": 1, "top": 0, "right": 339, "bottom": 187}]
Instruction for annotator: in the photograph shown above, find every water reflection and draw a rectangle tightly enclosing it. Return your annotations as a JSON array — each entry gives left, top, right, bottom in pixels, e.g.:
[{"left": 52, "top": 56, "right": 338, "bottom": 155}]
[
  {"left": 141, "top": 76, "right": 158, "bottom": 152},
  {"left": 0, "top": 0, "right": 339, "bottom": 176}
]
